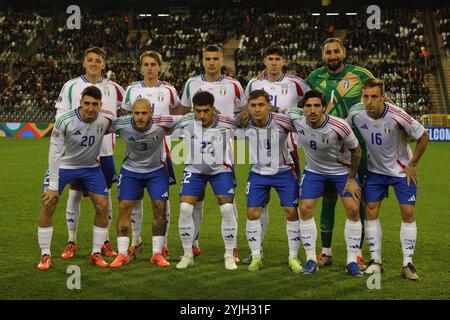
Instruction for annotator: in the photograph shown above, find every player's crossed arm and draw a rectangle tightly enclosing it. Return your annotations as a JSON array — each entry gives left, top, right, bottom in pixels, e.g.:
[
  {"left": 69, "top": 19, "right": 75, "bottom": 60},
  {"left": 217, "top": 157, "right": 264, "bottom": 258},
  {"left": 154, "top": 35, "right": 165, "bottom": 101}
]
[{"left": 344, "top": 145, "right": 362, "bottom": 201}]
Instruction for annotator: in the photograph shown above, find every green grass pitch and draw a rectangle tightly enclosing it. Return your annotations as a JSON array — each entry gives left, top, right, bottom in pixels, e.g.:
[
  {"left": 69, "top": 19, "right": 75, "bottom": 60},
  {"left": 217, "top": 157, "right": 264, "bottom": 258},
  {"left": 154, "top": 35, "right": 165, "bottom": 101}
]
[{"left": 0, "top": 138, "right": 449, "bottom": 300}]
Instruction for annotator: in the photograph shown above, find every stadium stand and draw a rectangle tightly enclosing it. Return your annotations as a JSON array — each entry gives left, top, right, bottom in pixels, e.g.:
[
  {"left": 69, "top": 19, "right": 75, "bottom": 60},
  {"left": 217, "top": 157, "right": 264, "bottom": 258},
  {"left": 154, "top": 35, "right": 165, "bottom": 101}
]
[{"left": 1, "top": 4, "right": 449, "bottom": 123}]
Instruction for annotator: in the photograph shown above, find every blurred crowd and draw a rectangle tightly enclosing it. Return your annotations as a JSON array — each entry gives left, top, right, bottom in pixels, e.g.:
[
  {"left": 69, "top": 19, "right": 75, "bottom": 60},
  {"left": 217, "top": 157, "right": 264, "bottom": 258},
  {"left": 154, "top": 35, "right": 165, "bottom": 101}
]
[{"left": 1, "top": 7, "right": 445, "bottom": 122}]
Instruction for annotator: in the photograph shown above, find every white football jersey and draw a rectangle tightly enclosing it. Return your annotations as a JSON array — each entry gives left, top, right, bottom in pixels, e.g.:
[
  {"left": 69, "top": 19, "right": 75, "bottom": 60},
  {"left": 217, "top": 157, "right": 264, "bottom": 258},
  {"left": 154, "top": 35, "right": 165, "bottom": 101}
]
[
  {"left": 177, "top": 113, "right": 237, "bottom": 175},
  {"left": 55, "top": 75, "right": 125, "bottom": 157},
  {"left": 48, "top": 108, "right": 115, "bottom": 190},
  {"left": 122, "top": 80, "right": 180, "bottom": 115},
  {"left": 245, "top": 112, "right": 296, "bottom": 175},
  {"left": 245, "top": 73, "right": 311, "bottom": 111},
  {"left": 112, "top": 115, "right": 181, "bottom": 173},
  {"left": 180, "top": 74, "right": 247, "bottom": 117},
  {"left": 289, "top": 109, "right": 359, "bottom": 175},
  {"left": 348, "top": 102, "right": 425, "bottom": 177}
]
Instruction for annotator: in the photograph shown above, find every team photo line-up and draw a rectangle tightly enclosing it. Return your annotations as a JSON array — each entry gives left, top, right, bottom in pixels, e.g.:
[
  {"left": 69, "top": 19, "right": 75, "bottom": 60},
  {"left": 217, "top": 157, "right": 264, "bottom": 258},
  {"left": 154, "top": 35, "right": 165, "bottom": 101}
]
[{"left": 37, "top": 39, "right": 429, "bottom": 280}]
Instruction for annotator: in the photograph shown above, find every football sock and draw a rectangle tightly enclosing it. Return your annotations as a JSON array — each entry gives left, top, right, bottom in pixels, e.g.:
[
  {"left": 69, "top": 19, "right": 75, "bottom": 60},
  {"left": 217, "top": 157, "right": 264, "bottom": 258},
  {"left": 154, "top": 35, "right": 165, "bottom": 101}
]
[
  {"left": 66, "top": 189, "right": 82, "bottom": 243},
  {"left": 179, "top": 202, "right": 194, "bottom": 256},
  {"left": 164, "top": 200, "right": 170, "bottom": 246},
  {"left": 260, "top": 205, "right": 269, "bottom": 247},
  {"left": 365, "top": 219, "right": 382, "bottom": 262},
  {"left": 400, "top": 221, "right": 417, "bottom": 266},
  {"left": 92, "top": 225, "right": 108, "bottom": 255},
  {"left": 38, "top": 226, "right": 53, "bottom": 256},
  {"left": 117, "top": 236, "right": 129, "bottom": 256},
  {"left": 192, "top": 200, "right": 204, "bottom": 246},
  {"left": 106, "top": 189, "right": 113, "bottom": 241},
  {"left": 152, "top": 236, "right": 165, "bottom": 255},
  {"left": 246, "top": 219, "right": 261, "bottom": 257},
  {"left": 358, "top": 200, "right": 366, "bottom": 254},
  {"left": 300, "top": 218, "right": 317, "bottom": 262},
  {"left": 232, "top": 199, "right": 238, "bottom": 249},
  {"left": 131, "top": 200, "right": 143, "bottom": 246},
  {"left": 345, "top": 219, "right": 362, "bottom": 265},
  {"left": 286, "top": 219, "right": 301, "bottom": 259},
  {"left": 220, "top": 203, "right": 237, "bottom": 256}
]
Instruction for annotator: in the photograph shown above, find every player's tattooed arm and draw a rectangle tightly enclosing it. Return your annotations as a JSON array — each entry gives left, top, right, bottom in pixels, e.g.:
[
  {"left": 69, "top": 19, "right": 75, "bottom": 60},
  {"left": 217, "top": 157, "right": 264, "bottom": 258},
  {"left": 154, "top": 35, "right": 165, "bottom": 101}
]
[
  {"left": 117, "top": 108, "right": 131, "bottom": 117},
  {"left": 235, "top": 107, "right": 250, "bottom": 128},
  {"left": 348, "top": 145, "right": 362, "bottom": 179},
  {"left": 344, "top": 145, "right": 362, "bottom": 201},
  {"left": 171, "top": 105, "right": 192, "bottom": 115}
]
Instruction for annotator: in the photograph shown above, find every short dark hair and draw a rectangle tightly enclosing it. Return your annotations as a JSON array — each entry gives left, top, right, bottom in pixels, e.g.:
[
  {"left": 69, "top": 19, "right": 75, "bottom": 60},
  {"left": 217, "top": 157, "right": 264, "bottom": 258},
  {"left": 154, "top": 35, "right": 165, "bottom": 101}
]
[
  {"left": 84, "top": 47, "right": 106, "bottom": 60},
  {"left": 362, "top": 78, "right": 385, "bottom": 95},
  {"left": 263, "top": 46, "right": 285, "bottom": 59},
  {"left": 248, "top": 89, "right": 270, "bottom": 103},
  {"left": 202, "top": 44, "right": 223, "bottom": 56},
  {"left": 322, "top": 37, "right": 345, "bottom": 51},
  {"left": 81, "top": 86, "right": 102, "bottom": 100},
  {"left": 192, "top": 91, "right": 215, "bottom": 107},
  {"left": 300, "top": 89, "right": 326, "bottom": 108}
]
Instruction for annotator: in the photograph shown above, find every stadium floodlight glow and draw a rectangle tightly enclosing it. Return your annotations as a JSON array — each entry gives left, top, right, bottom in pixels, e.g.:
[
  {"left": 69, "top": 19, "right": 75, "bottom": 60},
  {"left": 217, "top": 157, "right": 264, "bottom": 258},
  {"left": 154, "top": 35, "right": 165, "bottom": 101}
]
[
  {"left": 158, "top": 14, "right": 169, "bottom": 17},
  {"left": 346, "top": 13, "right": 358, "bottom": 16},
  {"left": 312, "top": 13, "right": 321, "bottom": 16},
  {"left": 139, "top": 14, "right": 152, "bottom": 17},
  {"left": 326, "top": 13, "right": 339, "bottom": 16}
]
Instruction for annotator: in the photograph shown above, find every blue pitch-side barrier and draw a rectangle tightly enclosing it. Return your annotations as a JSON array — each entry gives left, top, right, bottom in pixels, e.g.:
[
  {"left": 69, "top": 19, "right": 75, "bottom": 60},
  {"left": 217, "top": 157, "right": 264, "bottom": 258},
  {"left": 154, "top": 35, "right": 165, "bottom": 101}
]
[{"left": 425, "top": 126, "right": 450, "bottom": 142}]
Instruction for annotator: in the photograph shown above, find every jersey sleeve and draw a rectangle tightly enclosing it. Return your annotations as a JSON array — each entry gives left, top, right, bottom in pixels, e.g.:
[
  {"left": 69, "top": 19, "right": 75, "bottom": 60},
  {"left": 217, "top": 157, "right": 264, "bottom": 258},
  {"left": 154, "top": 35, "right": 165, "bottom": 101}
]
[
  {"left": 122, "top": 85, "right": 133, "bottom": 111},
  {"left": 272, "top": 113, "right": 295, "bottom": 133},
  {"left": 54, "top": 80, "right": 73, "bottom": 113},
  {"left": 166, "top": 85, "right": 181, "bottom": 110},
  {"left": 48, "top": 119, "right": 66, "bottom": 191},
  {"left": 347, "top": 103, "right": 366, "bottom": 127},
  {"left": 289, "top": 76, "right": 312, "bottom": 101},
  {"left": 331, "top": 117, "right": 359, "bottom": 149},
  {"left": 180, "top": 80, "right": 193, "bottom": 107},
  {"left": 391, "top": 106, "right": 425, "bottom": 141},
  {"left": 288, "top": 108, "right": 305, "bottom": 121},
  {"left": 233, "top": 80, "right": 247, "bottom": 113},
  {"left": 344, "top": 126, "right": 359, "bottom": 150},
  {"left": 219, "top": 115, "right": 238, "bottom": 130},
  {"left": 113, "top": 82, "right": 126, "bottom": 111},
  {"left": 110, "top": 116, "right": 131, "bottom": 136},
  {"left": 157, "top": 115, "right": 183, "bottom": 134}
]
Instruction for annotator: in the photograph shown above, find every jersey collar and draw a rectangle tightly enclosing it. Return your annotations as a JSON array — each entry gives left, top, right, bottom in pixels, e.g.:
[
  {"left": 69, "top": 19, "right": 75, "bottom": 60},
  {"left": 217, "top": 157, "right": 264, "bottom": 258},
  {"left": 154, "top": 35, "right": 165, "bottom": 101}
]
[
  {"left": 141, "top": 80, "right": 162, "bottom": 88},
  {"left": 263, "top": 73, "right": 285, "bottom": 82},
  {"left": 81, "top": 75, "right": 103, "bottom": 84},
  {"left": 201, "top": 74, "right": 224, "bottom": 82},
  {"left": 381, "top": 103, "right": 389, "bottom": 118}
]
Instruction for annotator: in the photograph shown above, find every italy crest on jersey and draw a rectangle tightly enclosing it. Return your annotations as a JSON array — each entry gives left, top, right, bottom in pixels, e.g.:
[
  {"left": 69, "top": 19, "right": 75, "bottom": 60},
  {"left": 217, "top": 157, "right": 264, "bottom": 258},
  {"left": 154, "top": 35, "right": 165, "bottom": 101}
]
[
  {"left": 97, "top": 125, "right": 103, "bottom": 134},
  {"left": 384, "top": 127, "right": 391, "bottom": 134},
  {"left": 322, "top": 133, "right": 329, "bottom": 144},
  {"left": 219, "top": 86, "right": 226, "bottom": 96},
  {"left": 103, "top": 86, "right": 110, "bottom": 97},
  {"left": 152, "top": 134, "right": 158, "bottom": 141},
  {"left": 281, "top": 85, "right": 288, "bottom": 95},
  {"left": 157, "top": 92, "right": 164, "bottom": 103},
  {"left": 343, "top": 80, "right": 350, "bottom": 91}
]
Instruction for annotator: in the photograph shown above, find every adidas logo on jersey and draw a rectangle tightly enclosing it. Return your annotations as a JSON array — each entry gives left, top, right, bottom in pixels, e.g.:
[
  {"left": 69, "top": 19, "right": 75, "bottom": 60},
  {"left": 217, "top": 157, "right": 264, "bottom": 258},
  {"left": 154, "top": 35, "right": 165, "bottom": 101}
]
[
  {"left": 73, "top": 130, "right": 81, "bottom": 135},
  {"left": 128, "top": 137, "right": 135, "bottom": 141},
  {"left": 360, "top": 124, "right": 369, "bottom": 129},
  {"left": 408, "top": 195, "right": 416, "bottom": 202},
  {"left": 227, "top": 188, "right": 235, "bottom": 194},
  {"left": 161, "top": 191, "right": 169, "bottom": 198}
]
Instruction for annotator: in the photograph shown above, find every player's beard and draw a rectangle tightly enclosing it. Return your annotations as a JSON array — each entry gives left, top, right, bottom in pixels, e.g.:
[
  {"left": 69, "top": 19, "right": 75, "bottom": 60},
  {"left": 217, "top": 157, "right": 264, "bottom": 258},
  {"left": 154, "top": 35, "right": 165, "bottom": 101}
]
[{"left": 326, "top": 60, "right": 343, "bottom": 71}]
